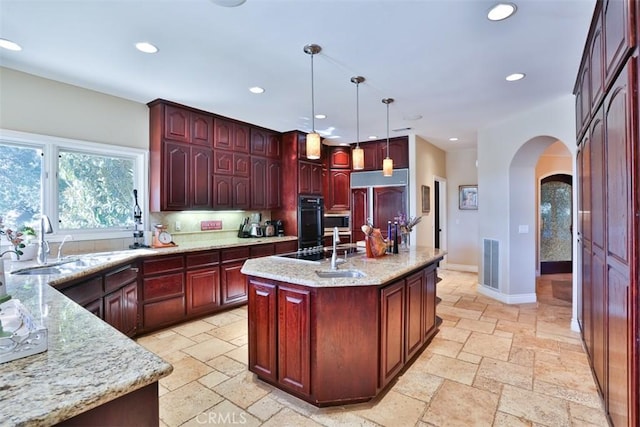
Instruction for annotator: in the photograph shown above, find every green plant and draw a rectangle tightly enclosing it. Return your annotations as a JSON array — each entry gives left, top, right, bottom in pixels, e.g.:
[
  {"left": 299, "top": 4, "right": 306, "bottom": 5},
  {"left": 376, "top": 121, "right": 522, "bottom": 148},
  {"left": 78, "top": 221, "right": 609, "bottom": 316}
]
[{"left": 0, "top": 216, "right": 25, "bottom": 259}]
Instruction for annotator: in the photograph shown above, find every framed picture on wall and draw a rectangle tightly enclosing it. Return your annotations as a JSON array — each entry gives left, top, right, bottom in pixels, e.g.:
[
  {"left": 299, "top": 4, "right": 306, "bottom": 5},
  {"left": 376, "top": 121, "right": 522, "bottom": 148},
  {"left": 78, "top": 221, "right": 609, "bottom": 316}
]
[
  {"left": 421, "top": 185, "right": 430, "bottom": 213},
  {"left": 459, "top": 185, "right": 478, "bottom": 210}
]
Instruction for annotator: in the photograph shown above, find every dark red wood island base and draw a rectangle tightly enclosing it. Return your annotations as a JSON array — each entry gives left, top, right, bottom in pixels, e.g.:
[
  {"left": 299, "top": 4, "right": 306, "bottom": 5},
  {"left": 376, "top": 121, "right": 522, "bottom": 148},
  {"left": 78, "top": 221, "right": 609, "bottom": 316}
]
[{"left": 245, "top": 256, "right": 441, "bottom": 407}]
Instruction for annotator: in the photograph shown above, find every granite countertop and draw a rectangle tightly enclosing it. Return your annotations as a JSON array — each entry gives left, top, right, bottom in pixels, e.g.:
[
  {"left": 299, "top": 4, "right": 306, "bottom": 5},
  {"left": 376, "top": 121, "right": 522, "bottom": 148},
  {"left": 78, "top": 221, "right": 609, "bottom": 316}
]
[
  {"left": 0, "top": 235, "right": 296, "bottom": 426},
  {"left": 241, "top": 246, "right": 446, "bottom": 288}
]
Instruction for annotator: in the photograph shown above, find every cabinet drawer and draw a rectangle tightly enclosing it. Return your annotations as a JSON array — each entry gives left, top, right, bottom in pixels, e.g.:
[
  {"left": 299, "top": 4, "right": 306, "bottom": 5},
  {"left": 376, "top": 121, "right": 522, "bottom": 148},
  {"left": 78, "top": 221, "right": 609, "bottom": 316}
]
[
  {"left": 250, "top": 244, "right": 275, "bottom": 258},
  {"left": 62, "top": 276, "right": 103, "bottom": 306},
  {"left": 105, "top": 264, "right": 138, "bottom": 293},
  {"left": 275, "top": 240, "right": 298, "bottom": 254},
  {"left": 222, "top": 247, "right": 250, "bottom": 262},
  {"left": 143, "top": 272, "right": 184, "bottom": 301},
  {"left": 143, "top": 255, "right": 184, "bottom": 275},
  {"left": 186, "top": 251, "right": 220, "bottom": 269}
]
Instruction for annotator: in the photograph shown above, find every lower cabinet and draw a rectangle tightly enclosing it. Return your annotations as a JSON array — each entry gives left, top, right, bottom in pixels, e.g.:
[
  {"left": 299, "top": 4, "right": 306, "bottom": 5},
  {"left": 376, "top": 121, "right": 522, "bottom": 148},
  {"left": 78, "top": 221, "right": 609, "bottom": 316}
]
[
  {"left": 141, "top": 255, "right": 186, "bottom": 331},
  {"left": 221, "top": 247, "right": 250, "bottom": 305},
  {"left": 186, "top": 251, "right": 221, "bottom": 315},
  {"left": 59, "top": 263, "right": 139, "bottom": 337},
  {"left": 247, "top": 260, "right": 440, "bottom": 406}
]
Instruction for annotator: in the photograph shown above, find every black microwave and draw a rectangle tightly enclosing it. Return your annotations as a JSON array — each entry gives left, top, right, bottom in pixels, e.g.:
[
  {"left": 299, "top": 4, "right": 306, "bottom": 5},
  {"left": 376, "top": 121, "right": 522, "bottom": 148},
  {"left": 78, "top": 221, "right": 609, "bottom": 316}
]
[{"left": 324, "top": 214, "right": 350, "bottom": 229}]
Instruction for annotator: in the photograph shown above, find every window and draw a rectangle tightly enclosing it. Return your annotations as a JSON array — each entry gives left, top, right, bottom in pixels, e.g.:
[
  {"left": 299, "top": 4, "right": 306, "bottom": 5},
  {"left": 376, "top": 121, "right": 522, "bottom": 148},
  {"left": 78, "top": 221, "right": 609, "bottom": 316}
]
[{"left": 0, "top": 130, "right": 147, "bottom": 240}]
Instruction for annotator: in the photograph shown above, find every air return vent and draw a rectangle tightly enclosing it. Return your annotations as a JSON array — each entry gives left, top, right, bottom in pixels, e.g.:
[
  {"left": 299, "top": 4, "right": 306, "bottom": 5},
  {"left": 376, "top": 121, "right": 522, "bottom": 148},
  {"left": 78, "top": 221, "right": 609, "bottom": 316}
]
[{"left": 482, "top": 239, "right": 499, "bottom": 289}]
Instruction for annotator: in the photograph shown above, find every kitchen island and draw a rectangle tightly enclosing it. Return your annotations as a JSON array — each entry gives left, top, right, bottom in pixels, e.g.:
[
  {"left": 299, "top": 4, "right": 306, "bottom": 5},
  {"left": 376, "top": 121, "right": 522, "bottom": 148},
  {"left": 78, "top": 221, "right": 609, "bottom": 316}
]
[{"left": 241, "top": 246, "right": 445, "bottom": 407}]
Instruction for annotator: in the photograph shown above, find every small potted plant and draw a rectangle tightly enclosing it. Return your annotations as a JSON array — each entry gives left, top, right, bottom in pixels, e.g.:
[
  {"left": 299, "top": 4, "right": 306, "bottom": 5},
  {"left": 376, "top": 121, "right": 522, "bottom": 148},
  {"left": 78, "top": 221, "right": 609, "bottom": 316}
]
[{"left": 13, "top": 225, "right": 37, "bottom": 261}]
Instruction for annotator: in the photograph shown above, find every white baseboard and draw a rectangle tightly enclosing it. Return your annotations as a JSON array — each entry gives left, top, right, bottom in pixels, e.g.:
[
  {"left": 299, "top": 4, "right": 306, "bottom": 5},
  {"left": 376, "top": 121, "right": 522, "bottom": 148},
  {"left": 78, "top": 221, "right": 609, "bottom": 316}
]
[
  {"left": 440, "top": 262, "right": 478, "bottom": 273},
  {"left": 571, "top": 318, "right": 580, "bottom": 332},
  {"left": 477, "top": 284, "right": 537, "bottom": 304}
]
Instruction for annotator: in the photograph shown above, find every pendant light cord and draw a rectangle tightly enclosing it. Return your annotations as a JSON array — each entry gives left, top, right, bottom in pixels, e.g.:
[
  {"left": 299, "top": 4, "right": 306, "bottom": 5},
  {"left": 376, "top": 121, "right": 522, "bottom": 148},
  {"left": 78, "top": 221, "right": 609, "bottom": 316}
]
[
  {"left": 386, "top": 100, "right": 390, "bottom": 156},
  {"left": 310, "top": 52, "right": 315, "bottom": 133}
]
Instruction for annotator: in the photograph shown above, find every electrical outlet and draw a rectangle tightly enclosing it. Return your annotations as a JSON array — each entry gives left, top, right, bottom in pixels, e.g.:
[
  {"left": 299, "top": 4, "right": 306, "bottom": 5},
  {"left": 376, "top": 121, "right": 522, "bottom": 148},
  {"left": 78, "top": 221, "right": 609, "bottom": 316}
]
[{"left": 175, "top": 221, "right": 181, "bottom": 231}]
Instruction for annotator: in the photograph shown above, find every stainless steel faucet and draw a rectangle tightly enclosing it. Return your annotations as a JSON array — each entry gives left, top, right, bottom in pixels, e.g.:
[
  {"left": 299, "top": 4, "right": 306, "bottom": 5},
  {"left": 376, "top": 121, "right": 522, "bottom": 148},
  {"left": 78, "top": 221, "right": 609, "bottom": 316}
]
[
  {"left": 37, "top": 214, "right": 53, "bottom": 265},
  {"left": 57, "top": 235, "right": 73, "bottom": 260},
  {"left": 330, "top": 226, "right": 341, "bottom": 270}
]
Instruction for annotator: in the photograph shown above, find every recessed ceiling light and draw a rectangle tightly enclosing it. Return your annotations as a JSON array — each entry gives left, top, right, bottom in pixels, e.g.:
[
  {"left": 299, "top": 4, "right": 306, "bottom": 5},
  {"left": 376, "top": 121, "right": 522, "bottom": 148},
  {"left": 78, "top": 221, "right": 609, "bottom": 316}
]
[
  {"left": 506, "top": 72, "right": 525, "bottom": 81},
  {"left": 135, "top": 42, "right": 158, "bottom": 54},
  {"left": 249, "top": 86, "right": 265, "bottom": 94},
  {"left": 315, "top": 114, "right": 326, "bottom": 119},
  {"left": 449, "top": 137, "right": 459, "bottom": 142},
  {"left": 0, "top": 38, "right": 22, "bottom": 51},
  {"left": 368, "top": 135, "right": 378, "bottom": 140},
  {"left": 487, "top": 3, "right": 517, "bottom": 21}
]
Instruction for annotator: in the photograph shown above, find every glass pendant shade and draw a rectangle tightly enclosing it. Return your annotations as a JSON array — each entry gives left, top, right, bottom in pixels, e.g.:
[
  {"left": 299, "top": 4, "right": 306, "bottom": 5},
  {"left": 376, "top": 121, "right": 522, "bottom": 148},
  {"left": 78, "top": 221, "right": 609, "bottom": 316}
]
[
  {"left": 352, "top": 146, "right": 364, "bottom": 170},
  {"left": 306, "top": 132, "right": 321, "bottom": 160},
  {"left": 383, "top": 157, "right": 393, "bottom": 177}
]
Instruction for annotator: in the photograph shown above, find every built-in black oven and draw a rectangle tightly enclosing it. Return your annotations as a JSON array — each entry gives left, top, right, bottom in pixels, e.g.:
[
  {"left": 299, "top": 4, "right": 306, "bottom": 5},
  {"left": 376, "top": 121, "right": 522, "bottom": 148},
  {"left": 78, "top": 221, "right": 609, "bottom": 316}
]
[{"left": 298, "top": 196, "right": 324, "bottom": 249}]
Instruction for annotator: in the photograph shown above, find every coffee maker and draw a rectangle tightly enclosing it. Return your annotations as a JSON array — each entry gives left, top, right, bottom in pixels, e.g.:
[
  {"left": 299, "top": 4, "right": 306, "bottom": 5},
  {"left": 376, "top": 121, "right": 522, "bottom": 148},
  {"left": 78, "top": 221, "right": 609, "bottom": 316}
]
[{"left": 274, "top": 220, "right": 285, "bottom": 237}]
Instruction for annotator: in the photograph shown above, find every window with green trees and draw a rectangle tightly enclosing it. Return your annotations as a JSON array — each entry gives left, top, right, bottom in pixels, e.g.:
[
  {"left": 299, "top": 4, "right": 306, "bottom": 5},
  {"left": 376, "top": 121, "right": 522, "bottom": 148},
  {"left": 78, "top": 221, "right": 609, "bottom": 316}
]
[{"left": 0, "top": 132, "right": 145, "bottom": 237}]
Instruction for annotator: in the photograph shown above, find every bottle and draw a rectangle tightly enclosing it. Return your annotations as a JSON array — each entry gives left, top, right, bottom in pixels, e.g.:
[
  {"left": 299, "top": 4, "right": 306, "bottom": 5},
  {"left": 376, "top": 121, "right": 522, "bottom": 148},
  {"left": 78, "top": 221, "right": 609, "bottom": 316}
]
[
  {"left": 393, "top": 222, "right": 399, "bottom": 254},
  {"left": 387, "top": 221, "right": 392, "bottom": 253}
]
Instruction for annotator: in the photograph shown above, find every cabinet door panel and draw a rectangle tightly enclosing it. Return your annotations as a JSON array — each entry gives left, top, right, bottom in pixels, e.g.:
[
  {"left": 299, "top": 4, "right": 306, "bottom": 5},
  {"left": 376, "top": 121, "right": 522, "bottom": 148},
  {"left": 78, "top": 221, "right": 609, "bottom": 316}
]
[
  {"left": 164, "top": 142, "right": 189, "bottom": 210},
  {"left": 381, "top": 138, "right": 409, "bottom": 169},
  {"left": 266, "top": 133, "right": 281, "bottom": 158},
  {"left": 143, "top": 272, "right": 184, "bottom": 301},
  {"left": 423, "top": 264, "right": 437, "bottom": 338},
  {"left": 214, "top": 150, "right": 234, "bottom": 175},
  {"left": 351, "top": 188, "right": 368, "bottom": 242},
  {"left": 248, "top": 279, "right": 277, "bottom": 381},
  {"left": 104, "top": 290, "right": 124, "bottom": 332},
  {"left": 143, "top": 297, "right": 185, "bottom": 329},
  {"left": 603, "top": 0, "right": 632, "bottom": 85},
  {"left": 380, "top": 280, "right": 405, "bottom": 387},
  {"left": 164, "top": 105, "right": 190, "bottom": 142},
  {"left": 329, "top": 147, "right": 351, "bottom": 169},
  {"left": 251, "top": 157, "right": 267, "bottom": 209},
  {"left": 607, "top": 268, "right": 629, "bottom": 427},
  {"left": 213, "top": 175, "right": 233, "bottom": 209},
  {"left": 221, "top": 261, "right": 248, "bottom": 304},
  {"left": 405, "top": 272, "right": 424, "bottom": 360},
  {"left": 328, "top": 170, "right": 350, "bottom": 211},
  {"left": 234, "top": 124, "right": 250, "bottom": 153},
  {"left": 362, "top": 143, "right": 379, "bottom": 170},
  {"left": 192, "top": 147, "right": 213, "bottom": 209},
  {"left": 278, "top": 286, "right": 311, "bottom": 395},
  {"left": 267, "top": 160, "right": 281, "bottom": 209},
  {"left": 214, "top": 119, "right": 234, "bottom": 150},
  {"left": 589, "top": 21, "right": 603, "bottom": 112},
  {"left": 122, "top": 282, "right": 138, "bottom": 336},
  {"left": 187, "top": 268, "right": 220, "bottom": 314},
  {"left": 250, "top": 128, "right": 268, "bottom": 156},
  {"left": 192, "top": 113, "right": 213, "bottom": 146},
  {"left": 233, "top": 177, "right": 251, "bottom": 210},
  {"left": 234, "top": 153, "right": 250, "bottom": 177},
  {"left": 590, "top": 111, "right": 605, "bottom": 250}
]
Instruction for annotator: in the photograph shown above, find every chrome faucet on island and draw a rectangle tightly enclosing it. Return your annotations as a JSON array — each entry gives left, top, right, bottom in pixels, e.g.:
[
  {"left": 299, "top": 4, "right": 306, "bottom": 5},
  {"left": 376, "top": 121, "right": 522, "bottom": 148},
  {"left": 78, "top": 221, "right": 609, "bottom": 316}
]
[
  {"left": 37, "top": 214, "right": 53, "bottom": 265},
  {"left": 330, "top": 226, "right": 340, "bottom": 270}
]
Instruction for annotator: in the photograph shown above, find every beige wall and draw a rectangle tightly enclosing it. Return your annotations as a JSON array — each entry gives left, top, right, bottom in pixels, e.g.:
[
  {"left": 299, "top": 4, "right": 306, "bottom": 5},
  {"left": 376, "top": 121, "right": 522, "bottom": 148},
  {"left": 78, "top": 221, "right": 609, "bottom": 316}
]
[
  {"left": 0, "top": 67, "right": 148, "bottom": 149},
  {"left": 410, "top": 135, "right": 446, "bottom": 251}
]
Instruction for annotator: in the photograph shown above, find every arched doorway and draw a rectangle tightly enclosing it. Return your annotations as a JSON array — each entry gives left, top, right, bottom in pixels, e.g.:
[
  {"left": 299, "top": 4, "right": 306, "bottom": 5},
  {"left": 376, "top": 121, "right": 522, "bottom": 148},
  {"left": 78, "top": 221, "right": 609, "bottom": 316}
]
[{"left": 540, "top": 174, "right": 573, "bottom": 274}]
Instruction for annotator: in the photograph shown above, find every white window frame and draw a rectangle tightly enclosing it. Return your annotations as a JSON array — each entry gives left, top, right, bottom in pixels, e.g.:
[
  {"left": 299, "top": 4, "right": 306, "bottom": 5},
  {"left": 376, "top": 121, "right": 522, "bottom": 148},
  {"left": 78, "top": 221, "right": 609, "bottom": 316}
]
[{"left": 0, "top": 129, "right": 148, "bottom": 242}]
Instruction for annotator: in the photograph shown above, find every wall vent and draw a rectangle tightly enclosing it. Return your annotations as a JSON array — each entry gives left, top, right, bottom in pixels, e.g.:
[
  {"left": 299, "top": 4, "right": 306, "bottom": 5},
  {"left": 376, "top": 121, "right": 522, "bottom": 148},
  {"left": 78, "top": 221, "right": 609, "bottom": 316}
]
[{"left": 482, "top": 239, "right": 499, "bottom": 289}]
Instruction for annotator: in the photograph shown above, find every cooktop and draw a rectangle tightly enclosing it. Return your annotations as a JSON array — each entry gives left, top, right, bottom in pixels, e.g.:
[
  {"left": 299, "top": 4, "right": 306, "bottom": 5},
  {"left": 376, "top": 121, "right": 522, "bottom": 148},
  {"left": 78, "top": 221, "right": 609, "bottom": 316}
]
[{"left": 276, "top": 244, "right": 360, "bottom": 262}]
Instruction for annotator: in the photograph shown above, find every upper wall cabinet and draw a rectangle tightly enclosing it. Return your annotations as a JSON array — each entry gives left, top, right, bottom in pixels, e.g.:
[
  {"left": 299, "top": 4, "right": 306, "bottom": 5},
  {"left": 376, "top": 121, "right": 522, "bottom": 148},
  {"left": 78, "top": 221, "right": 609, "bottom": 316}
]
[
  {"left": 359, "top": 137, "right": 409, "bottom": 171},
  {"left": 251, "top": 128, "right": 281, "bottom": 158},
  {"left": 163, "top": 104, "right": 214, "bottom": 146},
  {"left": 214, "top": 118, "right": 250, "bottom": 153},
  {"left": 603, "top": 0, "right": 634, "bottom": 86},
  {"left": 326, "top": 146, "right": 351, "bottom": 169}
]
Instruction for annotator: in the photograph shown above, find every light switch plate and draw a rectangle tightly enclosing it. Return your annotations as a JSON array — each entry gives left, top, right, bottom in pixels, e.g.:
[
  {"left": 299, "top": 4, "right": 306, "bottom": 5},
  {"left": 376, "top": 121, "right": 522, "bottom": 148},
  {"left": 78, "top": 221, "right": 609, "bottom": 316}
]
[{"left": 518, "top": 225, "right": 529, "bottom": 234}]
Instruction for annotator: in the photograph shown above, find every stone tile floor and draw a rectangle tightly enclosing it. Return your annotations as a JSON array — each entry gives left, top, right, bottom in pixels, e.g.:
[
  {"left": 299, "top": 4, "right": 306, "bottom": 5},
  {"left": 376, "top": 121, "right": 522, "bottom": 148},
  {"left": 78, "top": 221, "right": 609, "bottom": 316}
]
[{"left": 136, "top": 270, "right": 609, "bottom": 426}]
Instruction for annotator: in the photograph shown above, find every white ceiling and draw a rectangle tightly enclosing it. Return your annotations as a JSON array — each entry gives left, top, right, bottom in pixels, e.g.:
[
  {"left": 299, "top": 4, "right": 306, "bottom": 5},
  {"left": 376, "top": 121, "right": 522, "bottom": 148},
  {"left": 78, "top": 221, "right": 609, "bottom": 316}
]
[{"left": 0, "top": 0, "right": 595, "bottom": 152}]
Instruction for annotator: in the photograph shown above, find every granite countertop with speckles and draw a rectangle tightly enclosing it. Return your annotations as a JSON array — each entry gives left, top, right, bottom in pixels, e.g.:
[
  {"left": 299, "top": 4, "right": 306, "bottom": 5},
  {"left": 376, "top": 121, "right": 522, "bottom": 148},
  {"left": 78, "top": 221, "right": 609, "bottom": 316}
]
[
  {"left": 241, "top": 246, "right": 446, "bottom": 287},
  {"left": 0, "top": 235, "right": 296, "bottom": 426}
]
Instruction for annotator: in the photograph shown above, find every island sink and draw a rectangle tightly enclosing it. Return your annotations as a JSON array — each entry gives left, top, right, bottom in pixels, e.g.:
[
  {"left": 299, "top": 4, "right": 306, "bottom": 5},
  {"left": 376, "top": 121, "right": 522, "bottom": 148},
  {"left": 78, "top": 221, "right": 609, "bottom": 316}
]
[{"left": 315, "top": 269, "right": 365, "bottom": 278}]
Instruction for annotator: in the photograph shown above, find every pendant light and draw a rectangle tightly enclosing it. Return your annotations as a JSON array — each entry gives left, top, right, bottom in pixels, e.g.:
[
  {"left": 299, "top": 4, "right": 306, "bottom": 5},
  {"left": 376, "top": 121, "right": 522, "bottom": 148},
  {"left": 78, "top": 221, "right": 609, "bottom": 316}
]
[
  {"left": 351, "top": 76, "right": 365, "bottom": 170},
  {"left": 382, "top": 98, "right": 394, "bottom": 177},
  {"left": 304, "top": 44, "right": 322, "bottom": 160}
]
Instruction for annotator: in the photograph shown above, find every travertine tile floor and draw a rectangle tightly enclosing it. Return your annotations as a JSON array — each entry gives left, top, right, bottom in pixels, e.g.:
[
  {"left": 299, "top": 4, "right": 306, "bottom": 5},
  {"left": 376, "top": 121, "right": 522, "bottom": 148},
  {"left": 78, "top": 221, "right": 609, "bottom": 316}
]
[{"left": 136, "top": 270, "right": 609, "bottom": 426}]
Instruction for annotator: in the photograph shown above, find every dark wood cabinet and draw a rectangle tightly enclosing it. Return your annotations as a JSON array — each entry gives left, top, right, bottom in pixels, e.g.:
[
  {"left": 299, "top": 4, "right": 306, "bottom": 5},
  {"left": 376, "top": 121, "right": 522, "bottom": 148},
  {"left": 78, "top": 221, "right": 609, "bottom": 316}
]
[
  {"left": 163, "top": 104, "right": 213, "bottom": 146},
  {"left": 251, "top": 128, "right": 281, "bottom": 158},
  {"left": 246, "top": 258, "right": 440, "bottom": 406},
  {"left": 221, "top": 247, "right": 250, "bottom": 305},
  {"left": 250, "top": 157, "right": 281, "bottom": 210},
  {"left": 358, "top": 137, "right": 408, "bottom": 171},
  {"left": 141, "top": 255, "right": 186, "bottom": 331},
  {"left": 575, "top": 4, "right": 638, "bottom": 424},
  {"left": 380, "top": 280, "right": 405, "bottom": 388},
  {"left": 214, "top": 151, "right": 249, "bottom": 177},
  {"left": 298, "top": 161, "right": 322, "bottom": 195},
  {"left": 278, "top": 286, "right": 311, "bottom": 396},
  {"left": 327, "top": 146, "right": 351, "bottom": 169},
  {"left": 248, "top": 278, "right": 277, "bottom": 382},
  {"left": 274, "top": 240, "right": 297, "bottom": 254},
  {"left": 214, "top": 118, "right": 250, "bottom": 153},
  {"left": 59, "top": 263, "right": 139, "bottom": 337},
  {"left": 351, "top": 188, "right": 368, "bottom": 243},
  {"left": 213, "top": 175, "right": 250, "bottom": 210},
  {"left": 326, "top": 170, "right": 350, "bottom": 211},
  {"left": 186, "top": 251, "right": 221, "bottom": 316}
]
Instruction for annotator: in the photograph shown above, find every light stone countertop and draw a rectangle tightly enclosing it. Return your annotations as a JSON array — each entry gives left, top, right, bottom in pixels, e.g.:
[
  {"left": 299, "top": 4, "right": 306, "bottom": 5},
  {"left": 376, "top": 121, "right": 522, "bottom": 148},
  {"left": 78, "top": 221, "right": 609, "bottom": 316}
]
[
  {"left": 241, "top": 246, "right": 446, "bottom": 287},
  {"left": 0, "top": 235, "right": 296, "bottom": 426}
]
